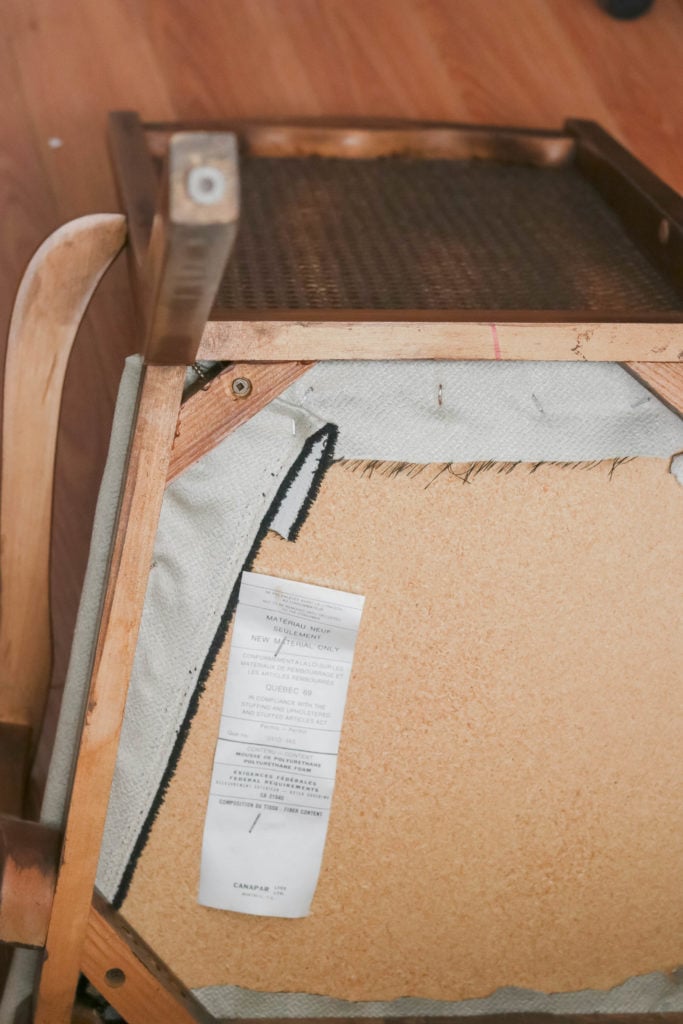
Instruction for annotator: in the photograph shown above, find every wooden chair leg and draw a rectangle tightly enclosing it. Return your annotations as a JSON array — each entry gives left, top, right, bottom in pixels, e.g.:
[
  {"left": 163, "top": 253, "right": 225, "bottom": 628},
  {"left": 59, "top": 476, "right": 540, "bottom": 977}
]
[
  {"left": 33, "top": 364, "right": 185, "bottom": 1024},
  {"left": 0, "top": 725, "right": 31, "bottom": 819}
]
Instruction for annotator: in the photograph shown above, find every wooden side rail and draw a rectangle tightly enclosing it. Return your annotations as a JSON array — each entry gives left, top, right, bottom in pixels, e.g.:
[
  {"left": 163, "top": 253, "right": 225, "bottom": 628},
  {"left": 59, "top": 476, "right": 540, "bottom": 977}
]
[
  {"left": 108, "top": 111, "right": 159, "bottom": 275},
  {"left": 567, "top": 118, "right": 683, "bottom": 290}
]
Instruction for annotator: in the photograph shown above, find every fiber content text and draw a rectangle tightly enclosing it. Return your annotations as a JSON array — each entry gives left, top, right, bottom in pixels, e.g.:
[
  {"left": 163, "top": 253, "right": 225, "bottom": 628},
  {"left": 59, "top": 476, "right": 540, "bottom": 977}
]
[{"left": 199, "top": 571, "right": 365, "bottom": 917}]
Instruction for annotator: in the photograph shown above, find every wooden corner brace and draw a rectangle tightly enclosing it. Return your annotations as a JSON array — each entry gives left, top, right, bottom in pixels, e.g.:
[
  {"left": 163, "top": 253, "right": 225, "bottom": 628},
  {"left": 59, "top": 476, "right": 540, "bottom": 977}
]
[{"left": 0, "top": 814, "right": 207, "bottom": 1022}]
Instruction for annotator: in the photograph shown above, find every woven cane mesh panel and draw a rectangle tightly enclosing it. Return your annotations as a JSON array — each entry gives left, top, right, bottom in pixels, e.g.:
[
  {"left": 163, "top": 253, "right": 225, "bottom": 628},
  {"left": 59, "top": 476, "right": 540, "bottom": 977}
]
[{"left": 214, "top": 156, "right": 681, "bottom": 311}]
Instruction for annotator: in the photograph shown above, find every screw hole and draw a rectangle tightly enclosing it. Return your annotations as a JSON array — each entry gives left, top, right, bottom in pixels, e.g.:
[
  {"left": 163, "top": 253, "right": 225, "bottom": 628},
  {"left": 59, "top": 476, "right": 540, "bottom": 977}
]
[
  {"left": 231, "top": 377, "right": 253, "bottom": 398},
  {"left": 104, "top": 968, "right": 126, "bottom": 988}
]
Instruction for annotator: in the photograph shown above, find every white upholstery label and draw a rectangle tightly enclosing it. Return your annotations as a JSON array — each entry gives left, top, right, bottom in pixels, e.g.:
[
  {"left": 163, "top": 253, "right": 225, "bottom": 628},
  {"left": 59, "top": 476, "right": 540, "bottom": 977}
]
[{"left": 199, "top": 571, "right": 365, "bottom": 918}]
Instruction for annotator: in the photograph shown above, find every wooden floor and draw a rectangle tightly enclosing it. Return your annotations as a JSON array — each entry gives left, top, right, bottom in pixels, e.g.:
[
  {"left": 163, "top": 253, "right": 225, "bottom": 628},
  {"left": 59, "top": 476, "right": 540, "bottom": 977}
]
[{"left": 1, "top": 0, "right": 682, "bottom": 789}]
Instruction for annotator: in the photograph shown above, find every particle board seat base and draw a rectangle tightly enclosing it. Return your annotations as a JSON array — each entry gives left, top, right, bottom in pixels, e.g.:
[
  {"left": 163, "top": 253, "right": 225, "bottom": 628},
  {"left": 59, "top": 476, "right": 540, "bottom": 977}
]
[{"left": 117, "top": 457, "right": 683, "bottom": 1010}]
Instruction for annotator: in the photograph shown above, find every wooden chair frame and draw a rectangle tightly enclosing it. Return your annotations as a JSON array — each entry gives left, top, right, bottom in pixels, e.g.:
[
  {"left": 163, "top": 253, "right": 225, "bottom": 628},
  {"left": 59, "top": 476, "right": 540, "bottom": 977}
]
[{"left": 0, "top": 113, "right": 681, "bottom": 1024}]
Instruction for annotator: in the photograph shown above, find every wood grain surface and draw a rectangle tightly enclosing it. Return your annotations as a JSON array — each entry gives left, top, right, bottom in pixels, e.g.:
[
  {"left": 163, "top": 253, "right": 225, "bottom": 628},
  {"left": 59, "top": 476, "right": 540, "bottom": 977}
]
[
  {"left": 35, "top": 365, "right": 185, "bottom": 1024},
  {"left": 82, "top": 892, "right": 211, "bottom": 1024},
  {"left": 198, "top": 316, "right": 683, "bottom": 363},
  {"left": 623, "top": 361, "right": 683, "bottom": 416},
  {"left": 168, "top": 361, "right": 313, "bottom": 483},
  {"left": 2, "top": 0, "right": 682, "bottom": 791}
]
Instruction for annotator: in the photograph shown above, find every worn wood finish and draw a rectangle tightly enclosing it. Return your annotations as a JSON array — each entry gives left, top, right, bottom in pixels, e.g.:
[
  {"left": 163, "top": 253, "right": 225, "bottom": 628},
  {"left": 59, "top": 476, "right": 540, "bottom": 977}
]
[
  {"left": 108, "top": 111, "right": 159, "bottom": 273},
  {"left": 199, "top": 315, "right": 683, "bottom": 363},
  {"left": 81, "top": 892, "right": 210, "bottom": 1024},
  {"left": 623, "top": 361, "right": 683, "bottom": 418},
  {"left": 144, "top": 132, "right": 240, "bottom": 365},
  {"left": 34, "top": 365, "right": 185, "bottom": 1024},
  {"left": 568, "top": 119, "right": 683, "bottom": 290},
  {"left": 168, "top": 360, "right": 313, "bottom": 484},
  {"left": 0, "top": 215, "right": 127, "bottom": 739},
  {"left": 144, "top": 120, "right": 575, "bottom": 165},
  {"left": 0, "top": 815, "right": 59, "bottom": 947}
]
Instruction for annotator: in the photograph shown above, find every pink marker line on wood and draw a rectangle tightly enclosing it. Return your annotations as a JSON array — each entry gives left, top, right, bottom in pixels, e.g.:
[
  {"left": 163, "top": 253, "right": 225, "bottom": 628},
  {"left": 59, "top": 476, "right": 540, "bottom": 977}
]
[{"left": 490, "top": 323, "right": 502, "bottom": 360}]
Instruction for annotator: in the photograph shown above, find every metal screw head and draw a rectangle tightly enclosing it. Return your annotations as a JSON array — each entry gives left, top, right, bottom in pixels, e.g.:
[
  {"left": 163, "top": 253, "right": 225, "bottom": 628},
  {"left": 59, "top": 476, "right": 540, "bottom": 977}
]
[
  {"left": 231, "top": 377, "right": 252, "bottom": 398},
  {"left": 187, "top": 165, "right": 226, "bottom": 206},
  {"left": 658, "top": 218, "right": 670, "bottom": 245}
]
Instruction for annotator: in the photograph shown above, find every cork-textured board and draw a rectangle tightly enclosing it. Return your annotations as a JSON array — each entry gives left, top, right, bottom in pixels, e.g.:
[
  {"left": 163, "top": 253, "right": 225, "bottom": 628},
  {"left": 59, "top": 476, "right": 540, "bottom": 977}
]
[{"left": 121, "top": 457, "right": 683, "bottom": 1001}]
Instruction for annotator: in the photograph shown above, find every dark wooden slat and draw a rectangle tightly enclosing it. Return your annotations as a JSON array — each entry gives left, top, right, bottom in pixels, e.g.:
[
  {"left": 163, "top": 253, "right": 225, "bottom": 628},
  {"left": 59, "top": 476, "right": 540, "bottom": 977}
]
[
  {"left": 567, "top": 119, "right": 683, "bottom": 295},
  {"left": 208, "top": 308, "right": 683, "bottom": 325},
  {"left": 143, "top": 116, "right": 572, "bottom": 136},
  {"left": 108, "top": 111, "right": 159, "bottom": 272},
  {"left": 0, "top": 722, "right": 31, "bottom": 816},
  {"left": 0, "top": 723, "right": 32, "bottom": 995}
]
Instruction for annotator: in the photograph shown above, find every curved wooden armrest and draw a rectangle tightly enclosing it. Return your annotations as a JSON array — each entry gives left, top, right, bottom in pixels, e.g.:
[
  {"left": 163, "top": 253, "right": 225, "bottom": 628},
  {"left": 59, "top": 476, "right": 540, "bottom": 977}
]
[{"left": 0, "top": 215, "right": 126, "bottom": 760}]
